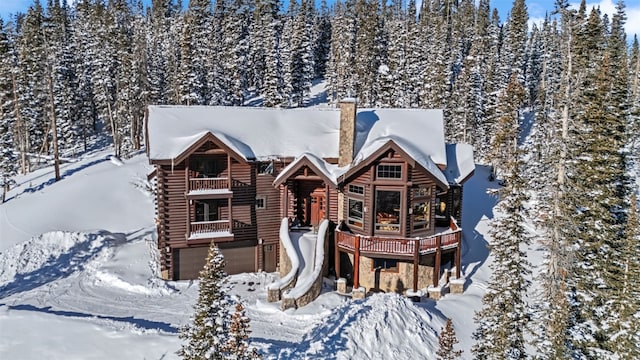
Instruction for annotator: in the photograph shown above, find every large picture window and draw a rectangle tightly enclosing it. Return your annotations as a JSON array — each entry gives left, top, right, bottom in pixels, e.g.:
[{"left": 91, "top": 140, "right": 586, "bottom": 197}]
[
  {"left": 375, "top": 190, "right": 401, "bottom": 232},
  {"left": 348, "top": 198, "right": 364, "bottom": 228}
]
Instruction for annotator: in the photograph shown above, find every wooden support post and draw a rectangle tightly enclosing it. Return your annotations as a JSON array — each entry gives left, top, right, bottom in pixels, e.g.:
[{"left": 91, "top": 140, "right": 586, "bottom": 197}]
[
  {"left": 185, "top": 159, "right": 191, "bottom": 238},
  {"left": 433, "top": 235, "right": 441, "bottom": 287},
  {"left": 335, "top": 231, "right": 341, "bottom": 279},
  {"left": 353, "top": 235, "right": 361, "bottom": 289},
  {"left": 413, "top": 239, "right": 419, "bottom": 292},
  {"left": 455, "top": 232, "right": 462, "bottom": 279}
]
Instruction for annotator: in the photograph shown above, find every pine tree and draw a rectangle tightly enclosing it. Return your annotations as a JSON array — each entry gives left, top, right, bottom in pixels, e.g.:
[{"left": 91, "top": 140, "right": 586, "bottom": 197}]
[
  {"left": 178, "top": 242, "right": 234, "bottom": 360},
  {"left": 0, "top": 18, "right": 18, "bottom": 201},
  {"left": 473, "top": 74, "right": 530, "bottom": 360},
  {"left": 436, "top": 318, "right": 463, "bottom": 360},
  {"left": 222, "top": 301, "right": 262, "bottom": 359}
]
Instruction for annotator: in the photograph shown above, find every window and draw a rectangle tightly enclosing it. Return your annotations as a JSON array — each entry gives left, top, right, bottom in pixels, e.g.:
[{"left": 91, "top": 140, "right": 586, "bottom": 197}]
[
  {"left": 195, "top": 199, "right": 222, "bottom": 221},
  {"left": 192, "top": 157, "right": 220, "bottom": 178},
  {"left": 412, "top": 201, "right": 431, "bottom": 231},
  {"left": 258, "top": 161, "right": 273, "bottom": 175},
  {"left": 412, "top": 185, "right": 432, "bottom": 231},
  {"left": 255, "top": 196, "right": 266, "bottom": 209},
  {"left": 377, "top": 164, "right": 402, "bottom": 179},
  {"left": 348, "top": 184, "right": 364, "bottom": 195},
  {"left": 348, "top": 198, "right": 364, "bottom": 228},
  {"left": 375, "top": 190, "right": 401, "bottom": 232},
  {"left": 373, "top": 258, "right": 398, "bottom": 271}
]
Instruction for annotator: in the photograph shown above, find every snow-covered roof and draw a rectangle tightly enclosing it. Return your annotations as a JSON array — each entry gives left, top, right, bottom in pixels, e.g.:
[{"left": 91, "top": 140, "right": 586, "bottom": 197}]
[
  {"left": 147, "top": 106, "right": 341, "bottom": 161},
  {"left": 274, "top": 152, "right": 346, "bottom": 187},
  {"left": 147, "top": 105, "right": 459, "bottom": 184},
  {"left": 444, "top": 144, "right": 475, "bottom": 184}
]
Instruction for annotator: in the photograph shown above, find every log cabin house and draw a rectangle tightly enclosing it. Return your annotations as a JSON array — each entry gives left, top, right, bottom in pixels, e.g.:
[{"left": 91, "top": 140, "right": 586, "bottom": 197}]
[{"left": 146, "top": 100, "right": 474, "bottom": 296}]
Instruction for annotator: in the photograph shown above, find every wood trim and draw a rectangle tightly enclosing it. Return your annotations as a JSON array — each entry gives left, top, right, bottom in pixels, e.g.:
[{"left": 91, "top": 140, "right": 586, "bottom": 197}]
[
  {"left": 273, "top": 156, "right": 337, "bottom": 188},
  {"left": 174, "top": 132, "right": 248, "bottom": 165},
  {"left": 341, "top": 140, "right": 415, "bottom": 183}
]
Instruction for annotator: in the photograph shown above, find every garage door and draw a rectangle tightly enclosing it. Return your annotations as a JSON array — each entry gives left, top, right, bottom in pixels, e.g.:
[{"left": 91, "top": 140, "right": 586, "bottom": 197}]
[
  {"left": 175, "top": 245, "right": 256, "bottom": 279},
  {"left": 220, "top": 246, "right": 256, "bottom": 274},
  {"left": 175, "top": 246, "right": 209, "bottom": 280}
]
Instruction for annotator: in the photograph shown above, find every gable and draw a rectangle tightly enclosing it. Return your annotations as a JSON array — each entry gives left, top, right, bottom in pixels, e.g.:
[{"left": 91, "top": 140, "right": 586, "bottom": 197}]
[
  {"left": 342, "top": 139, "right": 448, "bottom": 189},
  {"left": 273, "top": 153, "right": 343, "bottom": 187}
]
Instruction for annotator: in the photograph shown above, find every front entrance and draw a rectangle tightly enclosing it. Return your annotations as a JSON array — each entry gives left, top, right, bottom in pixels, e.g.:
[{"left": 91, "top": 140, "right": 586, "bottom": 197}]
[
  {"left": 310, "top": 188, "right": 326, "bottom": 227},
  {"left": 296, "top": 181, "right": 326, "bottom": 227}
]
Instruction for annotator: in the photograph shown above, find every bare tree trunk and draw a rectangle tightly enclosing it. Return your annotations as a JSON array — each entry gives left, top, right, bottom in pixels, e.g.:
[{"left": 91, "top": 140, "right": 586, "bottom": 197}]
[
  {"left": 43, "top": 30, "right": 60, "bottom": 181},
  {"left": 10, "top": 72, "right": 29, "bottom": 174}
]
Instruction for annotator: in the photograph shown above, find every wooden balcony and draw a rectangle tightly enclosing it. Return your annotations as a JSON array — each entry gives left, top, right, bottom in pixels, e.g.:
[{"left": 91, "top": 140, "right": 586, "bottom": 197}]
[
  {"left": 189, "top": 177, "right": 229, "bottom": 191},
  {"left": 188, "top": 220, "right": 232, "bottom": 240},
  {"left": 336, "top": 228, "right": 461, "bottom": 258},
  {"left": 187, "top": 177, "right": 232, "bottom": 198}
]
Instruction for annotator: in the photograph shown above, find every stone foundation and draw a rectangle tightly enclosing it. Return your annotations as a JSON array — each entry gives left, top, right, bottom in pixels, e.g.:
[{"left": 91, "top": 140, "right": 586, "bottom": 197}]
[
  {"left": 449, "top": 277, "right": 465, "bottom": 294},
  {"left": 336, "top": 278, "right": 347, "bottom": 294},
  {"left": 352, "top": 287, "right": 366, "bottom": 299},
  {"left": 428, "top": 286, "right": 442, "bottom": 300},
  {"left": 353, "top": 255, "right": 434, "bottom": 294}
]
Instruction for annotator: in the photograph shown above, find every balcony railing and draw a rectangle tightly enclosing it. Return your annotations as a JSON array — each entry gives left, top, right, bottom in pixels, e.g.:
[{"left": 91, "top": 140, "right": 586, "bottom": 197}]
[
  {"left": 189, "top": 177, "right": 229, "bottom": 192},
  {"left": 336, "top": 228, "right": 461, "bottom": 257},
  {"left": 190, "top": 220, "right": 230, "bottom": 235}
]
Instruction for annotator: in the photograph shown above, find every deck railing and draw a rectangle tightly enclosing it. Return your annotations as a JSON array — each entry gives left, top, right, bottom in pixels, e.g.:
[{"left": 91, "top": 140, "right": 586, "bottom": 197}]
[
  {"left": 189, "top": 177, "right": 229, "bottom": 191},
  {"left": 336, "top": 228, "right": 461, "bottom": 257},
  {"left": 190, "top": 220, "right": 230, "bottom": 234}
]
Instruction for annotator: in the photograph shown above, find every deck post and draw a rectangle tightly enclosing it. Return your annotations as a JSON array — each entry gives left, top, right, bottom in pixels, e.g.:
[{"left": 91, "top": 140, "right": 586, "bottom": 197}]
[
  {"left": 335, "top": 231, "right": 341, "bottom": 279},
  {"left": 227, "top": 155, "right": 233, "bottom": 233},
  {"left": 413, "top": 239, "right": 419, "bottom": 292},
  {"left": 455, "top": 232, "right": 461, "bottom": 279},
  {"left": 433, "top": 235, "right": 441, "bottom": 287},
  {"left": 353, "top": 235, "right": 360, "bottom": 289},
  {"left": 185, "top": 158, "right": 191, "bottom": 238}
]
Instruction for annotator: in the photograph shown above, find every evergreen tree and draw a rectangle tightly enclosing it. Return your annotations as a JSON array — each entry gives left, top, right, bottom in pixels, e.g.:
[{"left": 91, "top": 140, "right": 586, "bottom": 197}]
[
  {"left": 473, "top": 74, "right": 530, "bottom": 360},
  {"left": 222, "top": 301, "right": 262, "bottom": 359},
  {"left": 436, "top": 318, "right": 463, "bottom": 360},
  {"left": 0, "top": 18, "right": 18, "bottom": 200},
  {"left": 178, "top": 242, "right": 234, "bottom": 360}
]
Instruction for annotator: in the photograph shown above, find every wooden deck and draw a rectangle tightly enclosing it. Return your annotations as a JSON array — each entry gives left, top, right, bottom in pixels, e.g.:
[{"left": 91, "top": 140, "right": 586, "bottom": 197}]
[
  {"left": 336, "top": 227, "right": 461, "bottom": 258},
  {"left": 335, "top": 219, "right": 462, "bottom": 291}
]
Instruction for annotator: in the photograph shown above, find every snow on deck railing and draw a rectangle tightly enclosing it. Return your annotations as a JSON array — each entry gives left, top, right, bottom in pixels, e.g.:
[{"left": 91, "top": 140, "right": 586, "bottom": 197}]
[
  {"left": 267, "top": 218, "right": 300, "bottom": 291},
  {"left": 283, "top": 219, "right": 329, "bottom": 300},
  {"left": 337, "top": 217, "right": 461, "bottom": 256},
  {"left": 190, "top": 220, "right": 229, "bottom": 234},
  {"left": 189, "top": 177, "right": 229, "bottom": 191}
]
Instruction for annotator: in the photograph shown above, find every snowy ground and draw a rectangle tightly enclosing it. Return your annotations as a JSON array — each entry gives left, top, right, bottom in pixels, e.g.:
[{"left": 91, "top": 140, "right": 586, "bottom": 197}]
[
  {"left": 0, "top": 81, "right": 510, "bottom": 358},
  {"left": 0, "top": 148, "right": 504, "bottom": 359}
]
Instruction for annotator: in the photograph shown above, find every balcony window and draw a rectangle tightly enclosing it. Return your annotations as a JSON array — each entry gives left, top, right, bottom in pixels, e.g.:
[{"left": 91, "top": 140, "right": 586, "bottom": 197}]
[
  {"left": 377, "top": 164, "right": 402, "bottom": 179},
  {"left": 192, "top": 157, "right": 220, "bottom": 177},
  {"left": 375, "top": 190, "right": 401, "bottom": 232},
  {"left": 195, "top": 199, "right": 222, "bottom": 221},
  {"left": 348, "top": 198, "right": 364, "bottom": 228}
]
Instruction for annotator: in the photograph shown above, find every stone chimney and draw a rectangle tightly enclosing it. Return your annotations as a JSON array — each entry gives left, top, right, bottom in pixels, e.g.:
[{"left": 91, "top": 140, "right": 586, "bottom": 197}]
[{"left": 338, "top": 98, "right": 357, "bottom": 167}]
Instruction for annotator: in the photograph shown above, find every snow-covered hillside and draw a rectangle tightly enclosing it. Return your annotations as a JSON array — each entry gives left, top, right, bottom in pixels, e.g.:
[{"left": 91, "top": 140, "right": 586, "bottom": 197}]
[{"left": 0, "top": 148, "right": 499, "bottom": 359}]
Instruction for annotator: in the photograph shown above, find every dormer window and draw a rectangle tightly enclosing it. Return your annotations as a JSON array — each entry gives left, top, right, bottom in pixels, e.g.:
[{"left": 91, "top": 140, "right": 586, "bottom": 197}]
[{"left": 376, "top": 164, "right": 402, "bottom": 179}]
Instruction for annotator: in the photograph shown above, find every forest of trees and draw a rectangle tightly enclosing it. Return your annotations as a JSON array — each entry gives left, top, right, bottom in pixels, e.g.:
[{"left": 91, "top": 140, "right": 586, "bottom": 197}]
[{"left": 1, "top": 0, "right": 639, "bottom": 358}]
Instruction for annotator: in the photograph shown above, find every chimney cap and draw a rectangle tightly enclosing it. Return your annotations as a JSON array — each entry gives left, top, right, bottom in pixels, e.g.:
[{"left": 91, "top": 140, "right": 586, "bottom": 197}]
[{"left": 340, "top": 97, "right": 357, "bottom": 104}]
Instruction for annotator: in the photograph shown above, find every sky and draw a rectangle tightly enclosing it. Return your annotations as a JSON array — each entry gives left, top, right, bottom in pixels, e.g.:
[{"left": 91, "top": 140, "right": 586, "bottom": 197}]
[{"left": 0, "top": 0, "right": 639, "bottom": 38}]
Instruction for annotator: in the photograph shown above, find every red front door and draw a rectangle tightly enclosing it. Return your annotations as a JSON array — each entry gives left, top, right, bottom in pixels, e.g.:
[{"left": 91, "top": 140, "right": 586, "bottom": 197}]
[{"left": 310, "top": 188, "right": 326, "bottom": 227}]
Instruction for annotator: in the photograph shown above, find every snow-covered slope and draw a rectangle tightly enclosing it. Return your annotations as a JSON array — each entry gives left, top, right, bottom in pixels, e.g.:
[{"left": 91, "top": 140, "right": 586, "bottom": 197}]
[{"left": 0, "top": 147, "right": 497, "bottom": 359}]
